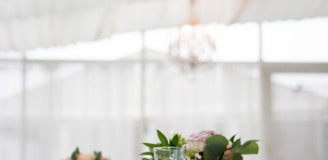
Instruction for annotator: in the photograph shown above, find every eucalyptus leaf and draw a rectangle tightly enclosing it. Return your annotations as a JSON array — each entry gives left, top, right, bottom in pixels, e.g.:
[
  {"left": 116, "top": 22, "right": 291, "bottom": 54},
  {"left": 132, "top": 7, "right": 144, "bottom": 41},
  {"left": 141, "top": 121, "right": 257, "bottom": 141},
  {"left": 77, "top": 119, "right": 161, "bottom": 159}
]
[
  {"left": 233, "top": 153, "right": 243, "bottom": 160},
  {"left": 231, "top": 138, "right": 241, "bottom": 152},
  {"left": 157, "top": 130, "right": 169, "bottom": 146},
  {"left": 221, "top": 156, "right": 229, "bottom": 160},
  {"left": 205, "top": 143, "right": 227, "bottom": 160},
  {"left": 205, "top": 135, "right": 228, "bottom": 145},
  {"left": 204, "top": 135, "right": 228, "bottom": 160},
  {"left": 239, "top": 140, "right": 259, "bottom": 154}
]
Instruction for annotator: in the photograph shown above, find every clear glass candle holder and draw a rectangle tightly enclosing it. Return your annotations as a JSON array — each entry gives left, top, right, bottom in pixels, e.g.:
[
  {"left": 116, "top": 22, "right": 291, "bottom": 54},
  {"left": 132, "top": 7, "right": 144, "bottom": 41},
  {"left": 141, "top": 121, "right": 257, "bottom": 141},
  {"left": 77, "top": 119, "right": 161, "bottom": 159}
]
[{"left": 153, "top": 147, "right": 186, "bottom": 160}]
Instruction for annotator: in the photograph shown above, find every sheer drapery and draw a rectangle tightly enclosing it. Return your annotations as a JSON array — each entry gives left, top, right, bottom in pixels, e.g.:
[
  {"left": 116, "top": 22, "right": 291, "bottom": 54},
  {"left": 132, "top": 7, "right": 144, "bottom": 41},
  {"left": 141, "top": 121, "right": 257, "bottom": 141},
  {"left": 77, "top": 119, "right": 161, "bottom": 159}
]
[
  {"left": 1, "top": 18, "right": 328, "bottom": 160},
  {"left": 1, "top": 0, "right": 328, "bottom": 51},
  {"left": 0, "top": 62, "right": 22, "bottom": 160},
  {"left": 0, "top": 62, "right": 141, "bottom": 160},
  {"left": 0, "top": 61, "right": 264, "bottom": 160},
  {"left": 0, "top": 60, "right": 327, "bottom": 160},
  {"left": 144, "top": 63, "right": 263, "bottom": 160},
  {"left": 144, "top": 63, "right": 260, "bottom": 133},
  {"left": 271, "top": 74, "right": 328, "bottom": 160}
]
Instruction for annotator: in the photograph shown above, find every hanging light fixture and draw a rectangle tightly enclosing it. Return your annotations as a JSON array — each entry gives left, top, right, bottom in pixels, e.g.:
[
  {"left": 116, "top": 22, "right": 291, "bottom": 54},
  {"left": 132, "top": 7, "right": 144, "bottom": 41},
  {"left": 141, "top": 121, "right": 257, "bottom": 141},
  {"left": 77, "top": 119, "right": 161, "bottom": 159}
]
[{"left": 170, "top": 0, "right": 217, "bottom": 69}]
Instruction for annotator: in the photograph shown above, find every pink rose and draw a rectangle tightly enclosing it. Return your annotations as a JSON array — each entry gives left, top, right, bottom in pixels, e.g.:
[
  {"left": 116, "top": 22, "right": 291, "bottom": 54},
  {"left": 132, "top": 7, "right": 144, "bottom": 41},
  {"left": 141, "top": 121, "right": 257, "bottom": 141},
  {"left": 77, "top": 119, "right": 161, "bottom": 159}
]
[
  {"left": 226, "top": 141, "right": 232, "bottom": 149},
  {"left": 224, "top": 141, "right": 233, "bottom": 159}
]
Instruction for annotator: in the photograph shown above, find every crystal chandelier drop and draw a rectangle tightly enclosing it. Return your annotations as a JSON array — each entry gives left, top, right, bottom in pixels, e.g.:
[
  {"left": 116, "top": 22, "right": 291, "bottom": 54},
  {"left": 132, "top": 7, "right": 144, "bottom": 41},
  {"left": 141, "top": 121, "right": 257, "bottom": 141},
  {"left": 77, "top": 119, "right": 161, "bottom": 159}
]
[{"left": 170, "top": 0, "right": 217, "bottom": 69}]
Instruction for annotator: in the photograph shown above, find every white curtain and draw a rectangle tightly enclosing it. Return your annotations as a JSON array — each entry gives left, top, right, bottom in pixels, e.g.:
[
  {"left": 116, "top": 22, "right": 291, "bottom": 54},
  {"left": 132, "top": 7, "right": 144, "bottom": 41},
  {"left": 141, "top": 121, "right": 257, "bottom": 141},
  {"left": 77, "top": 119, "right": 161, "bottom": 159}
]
[
  {"left": 143, "top": 63, "right": 263, "bottom": 160},
  {"left": 1, "top": 0, "right": 328, "bottom": 51},
  {"left": 0, "top": 62, "right": 142, "bottom": 160},
  {"left": 144, "top": 63, "right": 261, "bottom": 134},
  {"left": 0, "top": 60, "right": 327, "bottom": 160},
  {"left": 0, "top": 61, "right": 263, "bottom": 160},
  {"left": 0, "top": 62, "right": 22, "bottom": 160},
  {"left": 1, "top": 18, "right": 328, "bottom": 159},
  {"left": 271, "top": 81, "right": 328, "bottom": 160}
]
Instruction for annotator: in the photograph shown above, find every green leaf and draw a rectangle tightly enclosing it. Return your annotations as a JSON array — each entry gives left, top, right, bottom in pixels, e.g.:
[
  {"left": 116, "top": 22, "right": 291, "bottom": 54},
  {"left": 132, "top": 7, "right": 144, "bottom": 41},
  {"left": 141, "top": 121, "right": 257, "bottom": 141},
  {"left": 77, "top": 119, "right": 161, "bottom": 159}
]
[
  {"left": 141, "top": 152, "right": 154, "bottom": 156},
  {"left": 233, "top": 153, "right": 243, "bottom": 160},
  {"left": 157, "top": 130, "right": 169, "bottom": 146},
  {"left": 170, "top": 134, "right": 179, "bottom": 146},
  {"left": 231, "top": 138, "right": 241, "bottom": 153},
  {"left": 239, "top": 140, "right": 259, "bottom": 154},
  {"left": 221, "top": 157, "right": 229, "bottom": 160},
  {"left": 204, "top": 135, "right": 228, "bottom": 160},
  {"left": 94, "top": 151, "right": 102, "bottom": 160},
  {"left": 230, "top": 135, "right": 236, "bottom": 143},
  {"left": 142, "top": 158, "right": 151, "bottom": 160},
  {"left": 143, "top": 143, "right": 162, "bottom": 149},
  {"left": 71, "top": 147, "right": 80, "bottom": 160}
]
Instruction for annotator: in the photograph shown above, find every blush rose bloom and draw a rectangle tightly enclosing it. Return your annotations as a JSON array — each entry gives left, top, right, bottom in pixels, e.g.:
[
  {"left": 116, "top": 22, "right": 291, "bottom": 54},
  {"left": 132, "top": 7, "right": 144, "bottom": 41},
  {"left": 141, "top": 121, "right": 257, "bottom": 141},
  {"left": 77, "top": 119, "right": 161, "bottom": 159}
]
[
  {"left": 186, "top": 130, "right": 216, "bottom": 152},
  {"left": 77, "top": 154, "right": 94, "bottom": 160},
  {"left": 71, "top": 154, "right": 109, "bottom": 160},
  {"left": 224, "top": 141, "right": 233, "bottom": 158}
]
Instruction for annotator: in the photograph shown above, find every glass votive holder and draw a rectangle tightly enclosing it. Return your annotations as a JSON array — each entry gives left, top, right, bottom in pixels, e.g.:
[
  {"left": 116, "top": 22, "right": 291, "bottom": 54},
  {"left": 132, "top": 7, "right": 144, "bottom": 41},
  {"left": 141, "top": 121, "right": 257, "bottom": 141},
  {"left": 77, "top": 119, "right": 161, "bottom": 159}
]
[{"left": 153, "top": 146, "right": 186, "bottom": 160}]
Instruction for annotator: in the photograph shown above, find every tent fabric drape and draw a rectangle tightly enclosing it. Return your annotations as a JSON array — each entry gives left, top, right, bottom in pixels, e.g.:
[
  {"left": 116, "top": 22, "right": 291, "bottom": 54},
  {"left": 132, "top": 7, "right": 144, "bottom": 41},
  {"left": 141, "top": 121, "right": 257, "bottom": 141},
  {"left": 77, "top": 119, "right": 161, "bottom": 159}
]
[
  {"left": 0, "top": 0, "right": 328, "bottom": 51},
  {"left": 1, "top": 62, "right": 326, "bottom": 160}
]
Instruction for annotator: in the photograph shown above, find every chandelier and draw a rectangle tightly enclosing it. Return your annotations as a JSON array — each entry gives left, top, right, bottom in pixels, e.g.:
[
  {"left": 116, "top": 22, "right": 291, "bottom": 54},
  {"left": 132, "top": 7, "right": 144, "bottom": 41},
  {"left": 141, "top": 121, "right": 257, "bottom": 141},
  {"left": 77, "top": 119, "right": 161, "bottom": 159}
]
[{"left": 170, "top": 0, "right": 217, "bottom": 69}]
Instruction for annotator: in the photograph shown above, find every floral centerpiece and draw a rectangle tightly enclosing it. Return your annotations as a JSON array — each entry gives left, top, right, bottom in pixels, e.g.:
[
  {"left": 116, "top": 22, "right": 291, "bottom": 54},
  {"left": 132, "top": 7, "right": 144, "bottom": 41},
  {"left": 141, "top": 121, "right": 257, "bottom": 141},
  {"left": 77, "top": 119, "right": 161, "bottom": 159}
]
[
  {"left": 141, "top": 130, "right": 259, "bottom": 160},
  {"left": 67, "top": 147, "right": 110, "bottom": 160}
]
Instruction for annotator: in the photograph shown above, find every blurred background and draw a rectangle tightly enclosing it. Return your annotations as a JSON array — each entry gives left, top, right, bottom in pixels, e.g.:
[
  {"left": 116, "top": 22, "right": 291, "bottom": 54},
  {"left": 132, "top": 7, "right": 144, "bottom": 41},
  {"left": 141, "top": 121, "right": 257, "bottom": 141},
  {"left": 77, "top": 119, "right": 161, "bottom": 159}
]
[{"left": 0, "top": 0, "right": 328, "bottom": 160}]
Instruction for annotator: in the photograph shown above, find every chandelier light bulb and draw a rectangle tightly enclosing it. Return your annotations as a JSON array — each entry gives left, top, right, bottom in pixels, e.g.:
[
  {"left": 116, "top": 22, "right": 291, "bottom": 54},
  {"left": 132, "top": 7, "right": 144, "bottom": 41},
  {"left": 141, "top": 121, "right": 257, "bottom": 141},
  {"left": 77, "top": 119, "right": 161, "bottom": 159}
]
[
  {"left": 181, "top": 24, "right": 193, "bottom": 38},
  {"left": 169, "top": 0, "right": 217, "bottom": 70}
]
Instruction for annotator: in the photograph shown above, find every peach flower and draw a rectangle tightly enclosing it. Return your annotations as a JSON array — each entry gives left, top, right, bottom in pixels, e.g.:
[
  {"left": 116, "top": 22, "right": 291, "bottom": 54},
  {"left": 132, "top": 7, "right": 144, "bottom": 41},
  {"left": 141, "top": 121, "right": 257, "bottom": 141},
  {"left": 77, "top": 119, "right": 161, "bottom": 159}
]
[{"left": 224, "top": 141, "right": 233, "bottom": 159}]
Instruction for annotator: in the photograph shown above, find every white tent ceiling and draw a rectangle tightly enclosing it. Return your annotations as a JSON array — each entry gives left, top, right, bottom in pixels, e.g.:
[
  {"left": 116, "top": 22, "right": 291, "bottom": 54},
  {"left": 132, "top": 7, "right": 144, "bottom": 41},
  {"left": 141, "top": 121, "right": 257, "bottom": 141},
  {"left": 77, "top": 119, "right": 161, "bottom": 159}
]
[{"left": 0, "top": 0, "right": 328, "bottom": 51}]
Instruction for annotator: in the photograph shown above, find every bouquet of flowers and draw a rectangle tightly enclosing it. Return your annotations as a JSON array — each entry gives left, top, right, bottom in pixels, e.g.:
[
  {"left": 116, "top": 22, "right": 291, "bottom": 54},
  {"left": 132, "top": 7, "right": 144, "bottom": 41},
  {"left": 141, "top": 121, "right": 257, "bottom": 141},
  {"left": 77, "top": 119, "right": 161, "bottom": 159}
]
[
  {"left": 67, "top": 147, "right": 110, "bottom": 160},
  {"left": 141, "top": 130, "right": 259, "bottom": 160}
]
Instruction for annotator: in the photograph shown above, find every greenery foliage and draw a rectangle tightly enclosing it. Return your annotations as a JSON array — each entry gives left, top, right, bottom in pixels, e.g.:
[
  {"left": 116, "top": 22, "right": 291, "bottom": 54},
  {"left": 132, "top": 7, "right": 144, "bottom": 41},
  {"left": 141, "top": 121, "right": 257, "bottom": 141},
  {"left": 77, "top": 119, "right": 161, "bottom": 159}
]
[
  {"left": 141, "top": 130, "right": 186, "bottom": 160},
  {"left": 141, "top": 130, "right": 259, "bottom": 160}
]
